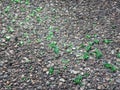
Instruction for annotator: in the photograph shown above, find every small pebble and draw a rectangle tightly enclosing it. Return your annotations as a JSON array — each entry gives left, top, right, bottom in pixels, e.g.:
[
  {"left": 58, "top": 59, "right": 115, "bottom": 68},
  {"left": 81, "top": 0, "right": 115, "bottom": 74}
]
[
  {"left": 59, "top": 78, "right": 65, "bottom": 82},
  {"left": 50, "top": 77, "right": 54, "bottom": 80},
  {"left": 43, "top": 68, "right": 48, "bottom": 72},
  {"left": 116, "top": 79, "right": 120, "bottom": 83},
  {"left": 111, "top": 50, "right": 115, "bottom": 54},
  {"left": 59, "top": 82, "right": 63, "bottom": 86},
  {"left": 9, "top": 50, "right": 14, "bottom": 55},
  {"left": 70, "top": 69, "right": 79, "bottom": 74},
  {"left": 116, "top": 59, "right": 120, "bottom": 62},
  {"left": 0, "top": 63, "right": 3, "bottom": 67},
  {"left": 0, "top": 72, "right": 3, "bottom": 76},
  {"left": 37, "top": 86, "right": 42, "bottom": 89},
  {"left": 97, "top": 85, "right": 104, "bottom": 89}
]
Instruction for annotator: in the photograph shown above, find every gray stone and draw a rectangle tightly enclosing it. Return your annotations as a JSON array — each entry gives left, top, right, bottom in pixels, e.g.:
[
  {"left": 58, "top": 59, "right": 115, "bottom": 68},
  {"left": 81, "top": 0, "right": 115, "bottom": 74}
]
[
  {"left": 116, "top": 79, "right": 120, "bottom": 83},
  {"left": 70, "top": 69, "right": 79, "bottom": 74},
  {"left": 50, "top": 77, "right": 54, "bottom": 80},
  {"left": 59, "top": 78, "right": 65, "bottom": 82},
  {"left": 37, "top": 86, "right": 42, "bottom": 89},
  {"left": 43, "top": 68, "right": 48, "bottom": 72},
  {"left": 0, "top": 63, "right": 3, "bottom": 67},
  {"left": 0, "top": 72, "right": 3, "bottom": 76}
]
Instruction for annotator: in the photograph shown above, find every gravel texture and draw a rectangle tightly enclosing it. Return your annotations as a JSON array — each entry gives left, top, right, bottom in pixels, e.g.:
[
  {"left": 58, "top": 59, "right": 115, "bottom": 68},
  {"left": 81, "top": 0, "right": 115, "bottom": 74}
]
[{"left": 0, "top": 0, "right": 120, "bottom": 90}]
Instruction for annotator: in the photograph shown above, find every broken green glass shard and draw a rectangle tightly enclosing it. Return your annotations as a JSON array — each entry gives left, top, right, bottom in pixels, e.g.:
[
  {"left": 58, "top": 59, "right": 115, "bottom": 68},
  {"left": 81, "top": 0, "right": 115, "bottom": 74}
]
[
  {"left": 83, "top": 52, "right": 89, "bottom": 60},
  {"left": 94, "top": 49, "right": 102, "bottom": 59},
  {"left": 49, "top": 67, "right": 54, "bottom": 75}
]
